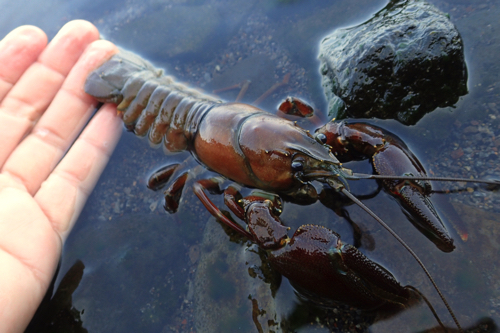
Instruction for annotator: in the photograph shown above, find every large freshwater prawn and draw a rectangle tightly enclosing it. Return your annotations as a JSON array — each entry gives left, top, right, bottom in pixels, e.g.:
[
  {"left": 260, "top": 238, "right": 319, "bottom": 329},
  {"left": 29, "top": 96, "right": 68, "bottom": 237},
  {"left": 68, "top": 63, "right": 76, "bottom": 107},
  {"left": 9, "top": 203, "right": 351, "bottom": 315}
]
[{"left": 85, "top": 49, "right": 499, "bottom": 332}]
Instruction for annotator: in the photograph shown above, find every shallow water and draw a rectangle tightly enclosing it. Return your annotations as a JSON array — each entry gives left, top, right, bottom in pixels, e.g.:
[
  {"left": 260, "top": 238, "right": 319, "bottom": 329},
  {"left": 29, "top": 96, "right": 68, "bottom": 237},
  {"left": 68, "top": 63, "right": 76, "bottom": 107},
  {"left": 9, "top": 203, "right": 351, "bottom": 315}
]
[{"left": 1, "top": 0, "right": 499, "bottom": 332}]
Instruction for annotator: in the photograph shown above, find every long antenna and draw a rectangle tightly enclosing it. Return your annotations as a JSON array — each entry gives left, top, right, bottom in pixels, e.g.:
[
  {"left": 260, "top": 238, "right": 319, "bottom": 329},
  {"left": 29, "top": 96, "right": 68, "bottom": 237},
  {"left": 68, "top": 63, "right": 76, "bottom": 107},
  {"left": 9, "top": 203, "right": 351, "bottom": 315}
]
[
  {"left": 406, "top": 286, "right": 447, "bottom": 332},
  {"left": 352, "top": 173, "right": 500, "bottom": 187},
  {"left": 339, "top": 187, "right": 462, "bottom": 332}
]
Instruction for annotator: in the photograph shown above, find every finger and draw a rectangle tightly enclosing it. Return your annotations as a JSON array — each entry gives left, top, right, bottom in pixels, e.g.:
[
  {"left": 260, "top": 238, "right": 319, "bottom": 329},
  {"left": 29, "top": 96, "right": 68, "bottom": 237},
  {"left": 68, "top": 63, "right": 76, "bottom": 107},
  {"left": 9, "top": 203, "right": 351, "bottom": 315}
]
[
  {"left": 0, "top": 25, "right": 47, "bottom": 101},
  {"left": 35, "top": 103, "right": 122, "bottom": 242},
  {"left": 2, "top": 39, "right": 119, "bottom": 194},
  {"left": 0, "top": 20, "right": 99, "bottom": 166}
]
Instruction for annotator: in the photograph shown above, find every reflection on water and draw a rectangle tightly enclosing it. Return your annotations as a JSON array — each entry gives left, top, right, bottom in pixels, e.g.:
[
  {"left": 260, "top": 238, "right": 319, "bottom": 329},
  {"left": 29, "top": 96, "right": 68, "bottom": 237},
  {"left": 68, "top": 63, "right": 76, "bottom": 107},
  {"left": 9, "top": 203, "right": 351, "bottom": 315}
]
[{"left": 1, "top": 0, "right": 499, "bottom": 332}]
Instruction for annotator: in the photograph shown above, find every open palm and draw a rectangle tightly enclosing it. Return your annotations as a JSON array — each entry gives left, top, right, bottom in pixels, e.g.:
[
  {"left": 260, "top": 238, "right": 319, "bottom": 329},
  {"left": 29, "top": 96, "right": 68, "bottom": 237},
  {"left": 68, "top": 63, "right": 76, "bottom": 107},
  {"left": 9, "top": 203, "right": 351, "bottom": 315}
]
[{"left": 0, "top": 21, "right": 121, "bottom": 332}]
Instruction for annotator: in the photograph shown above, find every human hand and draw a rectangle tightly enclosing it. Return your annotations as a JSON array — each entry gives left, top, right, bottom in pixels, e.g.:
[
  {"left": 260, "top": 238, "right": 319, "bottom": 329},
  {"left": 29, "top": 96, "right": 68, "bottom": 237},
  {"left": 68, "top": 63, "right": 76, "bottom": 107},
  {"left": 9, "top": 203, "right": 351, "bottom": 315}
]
[{"left": 0, "top": 21, "right": 121, "bottom": 332}]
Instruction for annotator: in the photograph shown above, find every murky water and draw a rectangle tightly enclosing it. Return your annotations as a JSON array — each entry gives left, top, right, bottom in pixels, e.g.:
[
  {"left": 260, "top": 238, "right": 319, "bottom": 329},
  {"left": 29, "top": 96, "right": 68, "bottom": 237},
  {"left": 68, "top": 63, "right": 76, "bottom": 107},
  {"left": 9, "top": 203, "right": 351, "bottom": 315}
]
[{"left": 1, "top": 0, "right": 499, "bottom": 332}]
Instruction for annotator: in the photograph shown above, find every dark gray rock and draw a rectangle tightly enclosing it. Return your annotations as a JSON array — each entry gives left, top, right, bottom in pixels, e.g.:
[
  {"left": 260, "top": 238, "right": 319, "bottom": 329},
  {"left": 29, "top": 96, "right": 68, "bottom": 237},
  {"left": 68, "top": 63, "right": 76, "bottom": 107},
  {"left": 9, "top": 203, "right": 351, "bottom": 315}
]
[{"left": 319, "top": 0, "right": 468, "bottom": 125}]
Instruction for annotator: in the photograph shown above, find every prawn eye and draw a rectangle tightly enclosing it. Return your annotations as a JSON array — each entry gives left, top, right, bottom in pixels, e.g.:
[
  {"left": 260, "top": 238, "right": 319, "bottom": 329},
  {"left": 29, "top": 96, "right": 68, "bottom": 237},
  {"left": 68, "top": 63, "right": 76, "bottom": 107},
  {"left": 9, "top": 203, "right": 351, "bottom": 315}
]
[
  {"left": 291, "top": 161, "right": 303, "bottom": 172},
  {"left": 315, "top": 133, "right": 327, "bottom": 144}
]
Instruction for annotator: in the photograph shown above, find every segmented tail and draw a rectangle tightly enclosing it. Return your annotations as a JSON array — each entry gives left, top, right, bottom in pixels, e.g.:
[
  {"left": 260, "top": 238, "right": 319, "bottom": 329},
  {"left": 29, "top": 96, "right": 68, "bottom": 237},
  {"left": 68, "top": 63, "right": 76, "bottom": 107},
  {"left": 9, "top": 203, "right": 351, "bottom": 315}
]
[{"left": 85, "top": 49, "right": 222, "bottom": 153}]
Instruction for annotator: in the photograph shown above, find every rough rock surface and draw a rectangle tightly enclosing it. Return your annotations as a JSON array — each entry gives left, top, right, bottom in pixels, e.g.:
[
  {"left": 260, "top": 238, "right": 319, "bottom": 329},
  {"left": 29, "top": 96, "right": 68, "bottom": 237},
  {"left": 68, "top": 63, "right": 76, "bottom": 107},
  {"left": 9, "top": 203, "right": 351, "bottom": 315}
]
[{"left": 319, "top": 0, "right": 468, "bottom": 125}]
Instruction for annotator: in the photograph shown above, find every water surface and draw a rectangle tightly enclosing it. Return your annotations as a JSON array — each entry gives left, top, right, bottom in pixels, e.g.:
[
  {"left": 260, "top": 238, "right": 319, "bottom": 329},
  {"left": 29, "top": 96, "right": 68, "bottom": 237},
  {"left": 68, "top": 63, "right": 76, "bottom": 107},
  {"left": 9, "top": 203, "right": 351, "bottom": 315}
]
[{"left": 1, "top": 0, "right": 499, "bottom": 332}]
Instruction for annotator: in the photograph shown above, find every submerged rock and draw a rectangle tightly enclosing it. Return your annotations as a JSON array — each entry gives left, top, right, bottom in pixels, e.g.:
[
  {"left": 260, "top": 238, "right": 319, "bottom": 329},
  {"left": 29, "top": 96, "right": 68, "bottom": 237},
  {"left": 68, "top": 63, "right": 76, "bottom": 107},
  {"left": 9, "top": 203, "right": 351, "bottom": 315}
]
[
  {"left": 319, "top": 0, "right": 468, "bottom": 125},
  {"left": 193, "top": 217, "right": 284, "bottom": 333}
]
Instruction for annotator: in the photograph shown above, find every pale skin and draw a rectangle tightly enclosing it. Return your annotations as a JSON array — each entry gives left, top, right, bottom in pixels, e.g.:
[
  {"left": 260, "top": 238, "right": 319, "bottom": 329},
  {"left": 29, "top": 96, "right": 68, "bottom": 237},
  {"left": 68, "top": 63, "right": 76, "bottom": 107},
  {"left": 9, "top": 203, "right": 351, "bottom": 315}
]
[{"left": 0, "top": 21, "right": 121, "bottom": 332}]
